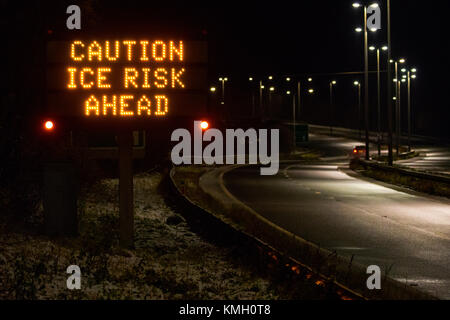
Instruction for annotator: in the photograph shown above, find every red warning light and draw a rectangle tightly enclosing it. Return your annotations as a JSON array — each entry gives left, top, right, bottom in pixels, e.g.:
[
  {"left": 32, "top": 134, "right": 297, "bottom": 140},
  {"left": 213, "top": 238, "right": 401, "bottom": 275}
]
[
  {"left": 200, "top": 121, "right": 209, "bottom": 130},
  {"left": 44, "top": 120, "right": 54, "bottom": 131}
]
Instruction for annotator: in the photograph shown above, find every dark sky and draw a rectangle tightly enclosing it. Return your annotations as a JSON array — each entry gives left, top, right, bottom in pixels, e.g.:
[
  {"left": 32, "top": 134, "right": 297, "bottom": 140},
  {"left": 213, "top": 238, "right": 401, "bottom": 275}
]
[
  {"left": 6, "top": 0, "right": 449, "bottom": 137},
  {"left": 79, "top": 0, "right": 448, "bottom": 136},
  {"left": 48, "top": 0, "right": 449, "bottom": 75}
]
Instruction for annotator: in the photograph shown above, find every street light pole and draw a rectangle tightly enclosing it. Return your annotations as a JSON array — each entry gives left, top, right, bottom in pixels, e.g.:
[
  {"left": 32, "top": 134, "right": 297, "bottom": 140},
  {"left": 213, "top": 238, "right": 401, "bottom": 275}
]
[
  {"left": 400, "top": 67, "right": 416, "bottom": 152},
  {"left": 249, "top": 77, "right": 255, "bottom": 117},
  {"left": 394, "top": 61, "right": 399, "bottom": 156},
  {"left": 354, "top": 81, "right": 361, "bottom": 137},
  {"left": 376, "top": 48, "right": 381, "bottom": 157},
  {"left": 268, "top": 86, "right": 275, "bottom": 119},
  {"left": 387, "top": 0, "right": 393, "bottom": 166},
  {"left": 407, "top": 70, "right": 412, "bottom": 152},
  {"left": 329, "top": 81, "right": 336, "bottom": 136},
  {"left": 369, "top": 45, "right": 387, "bottom": 157},
  {"left": 219, "top": 77, "right": 228, "bottom": 105},
  {"left": 297, "top": 81, "right": 301, "bottom": 122},
  {"left": 259, "top": 80, "right": 263, "bottom": 118},
  {"left": 292, "top": 93, "right": 296, "bottom": 147},
  {"left": 363, "top": 5, "right": 370, "bottom": 160},
  {"left": 397, "top": 78, "right": 401, "bottom": 155}
]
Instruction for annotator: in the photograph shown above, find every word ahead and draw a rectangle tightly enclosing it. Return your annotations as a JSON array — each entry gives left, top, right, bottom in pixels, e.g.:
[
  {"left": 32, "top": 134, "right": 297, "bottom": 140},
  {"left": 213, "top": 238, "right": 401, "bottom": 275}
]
[{"left": 46, "top": 39, "right": 207, "bottom": 120}]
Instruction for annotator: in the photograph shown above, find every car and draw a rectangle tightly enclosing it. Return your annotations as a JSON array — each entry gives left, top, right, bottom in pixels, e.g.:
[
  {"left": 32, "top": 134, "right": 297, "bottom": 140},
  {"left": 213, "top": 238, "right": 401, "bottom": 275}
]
[{"left": 351, "top": 145, "right": 366, "bottom": 159}]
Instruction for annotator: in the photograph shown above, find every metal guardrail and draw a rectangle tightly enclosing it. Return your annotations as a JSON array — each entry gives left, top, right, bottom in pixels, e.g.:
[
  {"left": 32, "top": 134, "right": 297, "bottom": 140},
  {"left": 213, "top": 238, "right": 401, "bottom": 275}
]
[
  {"left": 359, "top": 159, "right": 450, "bottom": 184},
  {"left": 170, "top": 166, "right": 437, "bottom": 300},
  {"left": 168, "top": 167, "right": 368, "bottom": 300}
]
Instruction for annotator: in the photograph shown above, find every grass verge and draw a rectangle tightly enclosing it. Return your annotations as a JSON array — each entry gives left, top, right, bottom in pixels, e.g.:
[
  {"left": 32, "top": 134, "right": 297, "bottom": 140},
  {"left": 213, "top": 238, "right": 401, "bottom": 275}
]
[{"left": 354, "top": 162, "right": 450, "bottom": 199}]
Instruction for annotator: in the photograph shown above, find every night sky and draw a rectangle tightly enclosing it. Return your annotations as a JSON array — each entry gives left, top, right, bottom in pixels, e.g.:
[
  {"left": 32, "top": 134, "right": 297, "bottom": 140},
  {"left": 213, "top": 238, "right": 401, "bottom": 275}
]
[{"left": 6, "top": 0, "right": 450, "bottom": 137}]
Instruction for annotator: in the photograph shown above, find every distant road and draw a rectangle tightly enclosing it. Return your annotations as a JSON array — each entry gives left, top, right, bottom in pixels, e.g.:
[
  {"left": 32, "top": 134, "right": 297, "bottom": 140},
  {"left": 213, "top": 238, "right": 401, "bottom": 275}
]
[
  {"left": 223, "top": 133, "right": 450, "bottom": 299},
  {"left": 309, "top": 124, "right": 450, "bottom": 176}
]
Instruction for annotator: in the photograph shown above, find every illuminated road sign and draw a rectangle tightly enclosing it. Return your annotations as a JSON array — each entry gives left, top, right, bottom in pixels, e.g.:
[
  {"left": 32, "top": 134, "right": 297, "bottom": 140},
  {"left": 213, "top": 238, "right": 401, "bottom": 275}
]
[{"left": 46, "top": 40, "right": 208, "bottom": 122}]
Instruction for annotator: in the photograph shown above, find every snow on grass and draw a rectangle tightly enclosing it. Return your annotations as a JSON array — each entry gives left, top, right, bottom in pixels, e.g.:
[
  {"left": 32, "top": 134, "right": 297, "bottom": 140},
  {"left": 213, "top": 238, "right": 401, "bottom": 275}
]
[{"left": 0, "top": 172, "right": 281, "bottom": 300}]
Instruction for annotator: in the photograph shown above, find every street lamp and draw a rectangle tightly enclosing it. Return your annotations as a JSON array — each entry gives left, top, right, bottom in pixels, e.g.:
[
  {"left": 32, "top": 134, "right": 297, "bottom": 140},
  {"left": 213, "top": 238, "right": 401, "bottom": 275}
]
[
  {"left": 287, "top": 90, "right": 297, "bottom": 147},
  {"left": 353, "top": 2, "right": 378, "bottom": 160},
  {"left": 269, "top": 86, "right": 275, "bottom": 118},
  {"left": 391, "top": 58, "right": 405, "bottom": 155},
  {"left": 249, "top": 77, "right": 256, "bottom": 117},
  {"left": 296, "top": 80, "right": 301, "bottom": 122},
  {"left": 218, "top": 77, "right": 228, "bottom": 105},
  {"left": 260, "top": 81, "right": 264, "bottom": 118},
  {"left": 370, "top": 44, "right": 388, "bottom": 156},
  {"left": 385, "top": 0, "right": 394, "bottom": 165},
  {"left": 329, "top": 80, "right": 337, "bottom": 135},
  {"left": 354, "top": 81, "right": 362, "bottom": 138},
  {"left": 401, "top": 67, "right": 417, "bottom": 152}
]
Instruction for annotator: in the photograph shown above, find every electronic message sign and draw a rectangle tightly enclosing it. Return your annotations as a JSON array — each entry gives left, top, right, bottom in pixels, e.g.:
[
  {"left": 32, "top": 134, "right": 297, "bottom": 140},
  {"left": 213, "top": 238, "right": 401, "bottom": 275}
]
[{"left": 46, "top": 40, "right": 208, "bottom": 125}]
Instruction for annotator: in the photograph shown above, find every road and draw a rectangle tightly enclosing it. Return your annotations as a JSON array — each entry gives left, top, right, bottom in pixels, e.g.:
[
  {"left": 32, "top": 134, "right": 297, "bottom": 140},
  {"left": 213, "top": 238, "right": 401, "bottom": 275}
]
[
  {"left": 223, "top": 133, "right": 450, "bottom": 299},
  {"left": 309, "top": 125, "right": 450, "bottom": 175},
  {"left": 397, "top": 146, "right": 450, "bottom": 176}
]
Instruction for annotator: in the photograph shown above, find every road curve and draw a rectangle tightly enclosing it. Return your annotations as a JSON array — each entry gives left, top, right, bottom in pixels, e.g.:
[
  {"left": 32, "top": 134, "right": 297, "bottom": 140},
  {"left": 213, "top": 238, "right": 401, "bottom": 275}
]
[{"left": 223, "top": 135, "right": 450, "bottom": 299}]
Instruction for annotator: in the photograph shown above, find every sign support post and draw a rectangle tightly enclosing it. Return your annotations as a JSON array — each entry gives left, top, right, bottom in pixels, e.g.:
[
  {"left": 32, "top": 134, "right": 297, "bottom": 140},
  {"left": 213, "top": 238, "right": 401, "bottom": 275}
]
[{"left": 118, "top": 130, "right": 134, "bottom": 248}]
